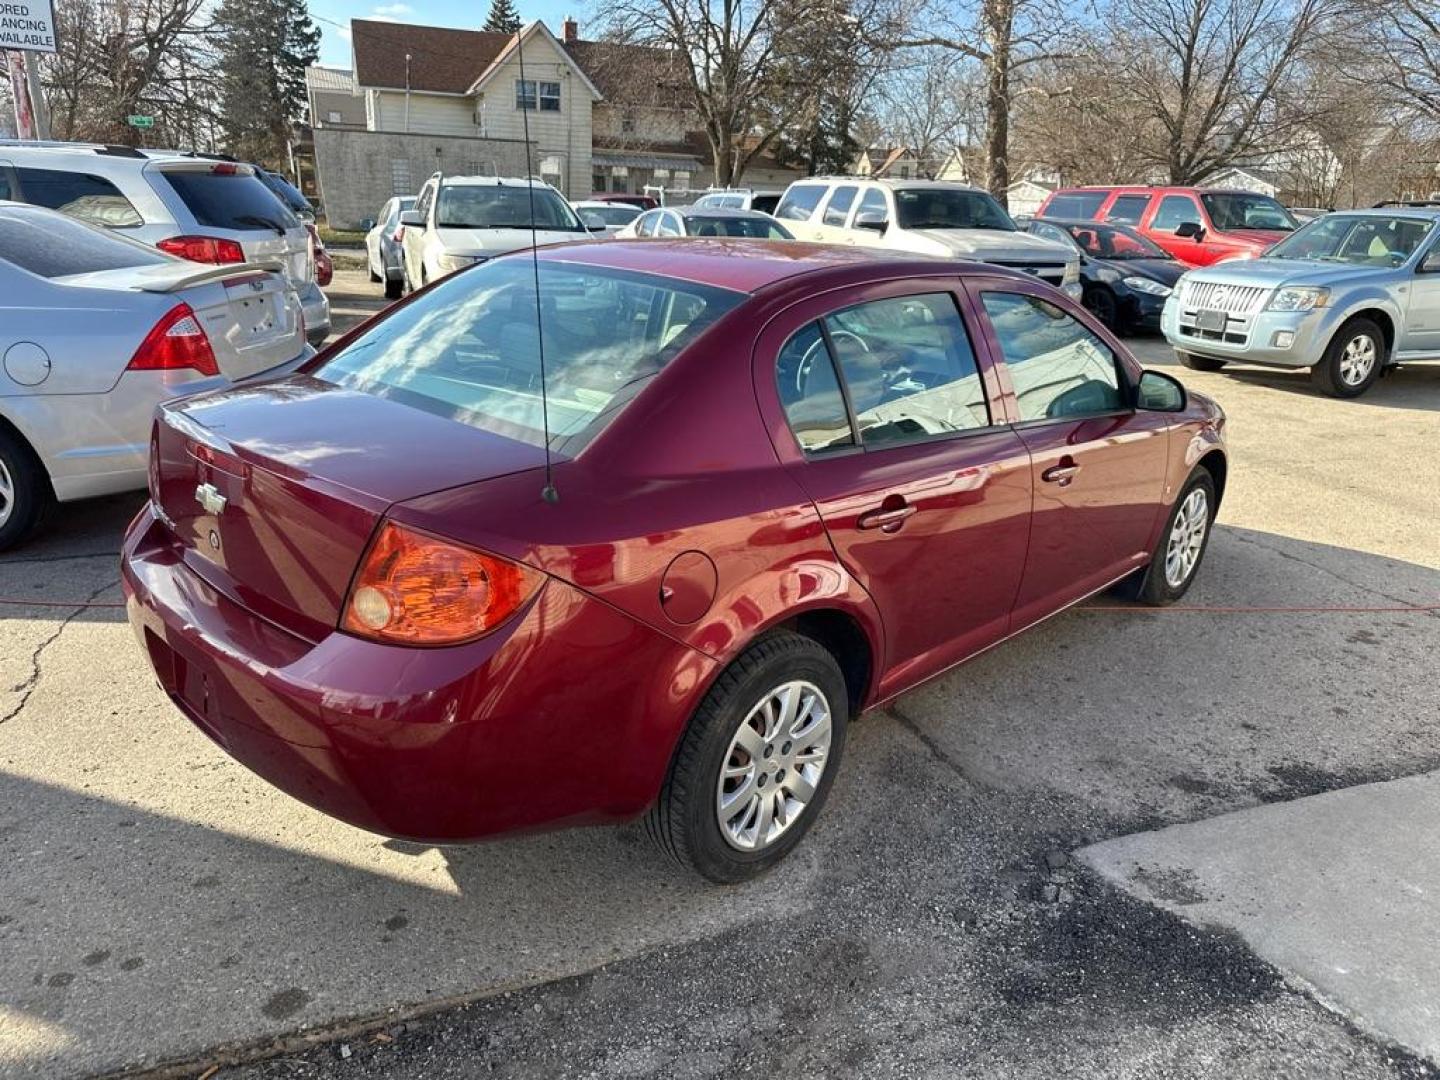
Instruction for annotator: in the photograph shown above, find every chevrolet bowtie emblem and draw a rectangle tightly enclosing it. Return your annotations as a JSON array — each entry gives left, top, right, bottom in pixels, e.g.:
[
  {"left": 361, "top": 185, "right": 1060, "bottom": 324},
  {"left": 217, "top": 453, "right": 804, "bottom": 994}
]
[{"left": 195, "top": 482, "right": 228, "bottom": 515}]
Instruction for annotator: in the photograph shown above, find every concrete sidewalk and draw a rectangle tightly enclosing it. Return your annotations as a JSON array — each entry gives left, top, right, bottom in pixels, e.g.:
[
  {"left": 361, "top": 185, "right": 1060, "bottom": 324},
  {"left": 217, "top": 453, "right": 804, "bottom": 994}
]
[{"left": 1081, "top": 772, "right": 1440, "bottom": 1064}]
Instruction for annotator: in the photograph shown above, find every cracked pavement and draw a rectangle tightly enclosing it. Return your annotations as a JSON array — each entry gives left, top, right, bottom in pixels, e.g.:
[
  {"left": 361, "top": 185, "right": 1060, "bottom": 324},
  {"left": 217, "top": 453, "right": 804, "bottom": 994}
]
[{"left": 1, "top": 274, "right": 1438, "bottom": 1078}]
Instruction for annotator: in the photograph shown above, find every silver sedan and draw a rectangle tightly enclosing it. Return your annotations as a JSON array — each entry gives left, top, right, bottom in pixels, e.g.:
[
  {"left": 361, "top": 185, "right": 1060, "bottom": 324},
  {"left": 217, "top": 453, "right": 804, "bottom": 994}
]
[
  {"left": 365, "top": 196, "right": 415, "bottom": 299},
  {"left": 0, "top": 202, "right": 310, "bottom": 549}
]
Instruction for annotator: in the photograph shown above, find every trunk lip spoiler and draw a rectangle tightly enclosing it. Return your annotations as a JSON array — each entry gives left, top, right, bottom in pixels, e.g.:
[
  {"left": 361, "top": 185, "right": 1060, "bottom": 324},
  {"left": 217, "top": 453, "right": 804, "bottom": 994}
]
[{"left": 137, "top": 260, "right": 287, "bottom": 293}]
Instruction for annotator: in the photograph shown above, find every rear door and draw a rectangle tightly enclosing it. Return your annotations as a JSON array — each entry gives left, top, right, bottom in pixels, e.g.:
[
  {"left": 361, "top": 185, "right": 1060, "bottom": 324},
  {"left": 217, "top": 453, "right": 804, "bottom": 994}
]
[
  {"left": 757, "top": 280, "right": 1033, "bottom": 698},
  {"left": 968, "top": 277, "right": 1170, "bottom": 626}
]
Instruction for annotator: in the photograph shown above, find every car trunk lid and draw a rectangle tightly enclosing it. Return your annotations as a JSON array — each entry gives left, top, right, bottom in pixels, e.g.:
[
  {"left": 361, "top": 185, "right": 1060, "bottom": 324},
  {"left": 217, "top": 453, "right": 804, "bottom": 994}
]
[{"left": 152, "top": 376, "right": 547, "bottom": 640}]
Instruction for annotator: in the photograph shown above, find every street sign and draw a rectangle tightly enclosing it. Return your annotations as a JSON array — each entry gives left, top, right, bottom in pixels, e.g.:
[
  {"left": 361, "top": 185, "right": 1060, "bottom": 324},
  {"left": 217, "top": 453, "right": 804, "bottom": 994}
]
[
  {"left": 127, "top": 115, "right": 154, "bottom": 129},
  {"left": 0, "top": 0, "right": 57, "bottom": 53}
]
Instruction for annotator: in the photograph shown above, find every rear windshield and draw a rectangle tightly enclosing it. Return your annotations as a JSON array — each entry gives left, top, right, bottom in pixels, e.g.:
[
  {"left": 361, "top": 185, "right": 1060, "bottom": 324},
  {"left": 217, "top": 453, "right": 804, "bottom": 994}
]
[
  {"left": 260, "top": 171, "right": 312, "bottom": 214},
  {"left": 0, "top": 206, "right": 171, "bottom": 278},
  {"left": 314, "top": 259, "right": 742, "bottom": 451},
  {"left": 750, "top": 194, "right": 780, "bottom": 214},
  {"left": 157, "top": 169, "right": 299, "bottom": 232},
  {"left": 1045, "top": 192, "right": 1108, "bottom": 219},
  {"left": 436, "top": 186, "right": 585, "bottom": 232},
  {"left": 683, "top": 214, "right": 790, "bottom": 238}
]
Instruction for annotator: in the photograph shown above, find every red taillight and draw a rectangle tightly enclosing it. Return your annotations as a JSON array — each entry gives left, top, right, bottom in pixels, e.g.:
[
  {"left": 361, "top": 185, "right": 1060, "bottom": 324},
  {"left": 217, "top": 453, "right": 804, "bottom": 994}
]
[
  {"left": 157, "top": 235, "right": 246, "bottom": 264},
  {"left": 212, "top": 163, "right": 239, "bottom": 175},
  {"left": 341, "top": 522, "right": 544, "bottom": 646},
  {"left": 127, "top": 303, "right": 220, "bottom": 378}
]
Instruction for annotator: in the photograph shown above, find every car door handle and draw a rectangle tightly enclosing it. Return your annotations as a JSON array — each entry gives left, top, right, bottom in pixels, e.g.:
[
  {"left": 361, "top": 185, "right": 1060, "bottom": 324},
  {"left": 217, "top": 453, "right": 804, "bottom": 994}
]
[
  {"left": 857, "top": 502, "right": 917, "bottom": 533},
  {"left": 1042, "top": 462, "right": 1081, "bottom": 485}
]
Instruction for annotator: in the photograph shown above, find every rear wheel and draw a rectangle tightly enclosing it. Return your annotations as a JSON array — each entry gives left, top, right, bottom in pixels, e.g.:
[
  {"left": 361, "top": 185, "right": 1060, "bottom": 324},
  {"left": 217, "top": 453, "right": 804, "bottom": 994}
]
[
  {"left": 0, "top": 428, "right": 53, "bottom": 552},
  {"left": 384, "top": 275, "right": 403, "bottom": 300},
  {"left": 1178, "top": 351, "right": 1227, "bottom": 372},
  {"left": 646, "top": 631, "right": 848, "bottom": 883},
  {"left": 1312, "top": 318, "right": 1383, "bottom": 398}
]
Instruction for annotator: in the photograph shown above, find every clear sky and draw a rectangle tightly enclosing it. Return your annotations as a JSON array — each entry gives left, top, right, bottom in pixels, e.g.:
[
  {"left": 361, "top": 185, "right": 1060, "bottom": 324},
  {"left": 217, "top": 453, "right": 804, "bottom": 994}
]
[{"left": 310, "top": 0, "right": 586, "bottom": 68}]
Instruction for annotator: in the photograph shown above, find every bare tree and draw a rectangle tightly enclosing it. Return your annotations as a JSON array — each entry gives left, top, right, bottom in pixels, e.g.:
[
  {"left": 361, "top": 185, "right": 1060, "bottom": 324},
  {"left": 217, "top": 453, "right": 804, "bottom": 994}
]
[
  {"left": 1365, "top": 0, "right": 1440, "bottom": 123},
  {"left": 1112, "top": 0, "right": 1345, "bottom": 183},
  {"left": 872, "top": 48, "right": 980, "bottom": 176},
  {"left": 596, "top": 0, "right": 887, "bottom": 185}
]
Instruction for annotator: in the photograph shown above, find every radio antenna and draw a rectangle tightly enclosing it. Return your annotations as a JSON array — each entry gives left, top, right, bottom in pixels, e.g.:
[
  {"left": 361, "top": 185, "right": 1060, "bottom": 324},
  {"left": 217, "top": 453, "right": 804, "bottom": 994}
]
[{"left": 515, "top": 24, "right": 559, "bottom": 504}]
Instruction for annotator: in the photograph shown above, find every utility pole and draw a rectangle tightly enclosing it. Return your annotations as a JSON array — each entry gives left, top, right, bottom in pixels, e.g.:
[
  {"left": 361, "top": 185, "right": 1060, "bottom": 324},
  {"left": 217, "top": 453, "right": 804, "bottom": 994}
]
[
  {"left": 5, "top": 50, "right": 35, "bottom": 139},
  {"left": 22, "top": 51, "right": 49, "bottom": 138}
]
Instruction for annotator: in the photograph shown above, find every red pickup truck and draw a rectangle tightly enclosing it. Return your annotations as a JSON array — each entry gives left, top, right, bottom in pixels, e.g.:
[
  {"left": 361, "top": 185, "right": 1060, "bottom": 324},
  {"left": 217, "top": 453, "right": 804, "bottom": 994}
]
[{"left": 1036, "top": 186, "right": 1299, "bottom": 266}]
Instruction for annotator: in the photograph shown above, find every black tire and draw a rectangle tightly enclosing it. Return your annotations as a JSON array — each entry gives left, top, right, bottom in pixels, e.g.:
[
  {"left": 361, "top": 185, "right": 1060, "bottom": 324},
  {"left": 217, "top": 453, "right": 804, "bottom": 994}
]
[
  {"left": 1084, "top": 286, "right": 1118, "bottom": 330},
  {"left": 646, "top": 631, "right": 849, "bottom": 884},
  {"left": 1311, "top": 317, "right": 1384, "bottom": 398},
  {"left": 1178, "top": 351, "right": 1227, "bottom": 372},
  {"left": 0, "top": 426, "right": 54, "bottom": 551},
  {"left": 1128, "top": 469, "right": 1217, "bottom": 606},
  {"left": 384, "top": 275, "right": 403, "bottom": 300}
]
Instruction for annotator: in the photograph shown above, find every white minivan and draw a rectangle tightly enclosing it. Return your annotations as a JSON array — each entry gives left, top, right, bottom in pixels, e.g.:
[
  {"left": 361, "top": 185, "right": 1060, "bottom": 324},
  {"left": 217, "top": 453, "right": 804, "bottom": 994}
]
[{"left": 775, "top": 178, "right": 1082, "bottom": 300}]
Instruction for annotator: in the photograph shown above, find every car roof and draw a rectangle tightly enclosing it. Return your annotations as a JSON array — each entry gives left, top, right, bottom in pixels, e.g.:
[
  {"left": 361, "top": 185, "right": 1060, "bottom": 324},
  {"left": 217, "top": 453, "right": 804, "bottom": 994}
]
[
  {"left": 534, "top": 237, "right": 1017, "bottom": 294},
  {"left": 796, "top": 177, "right": 987, "bottom": 193},
  {"left": 1319, "top": 206, "right": 1440, "bottom": 219},
  {"left": 434, "top": 175, "right": 552, "bottom": 188}
]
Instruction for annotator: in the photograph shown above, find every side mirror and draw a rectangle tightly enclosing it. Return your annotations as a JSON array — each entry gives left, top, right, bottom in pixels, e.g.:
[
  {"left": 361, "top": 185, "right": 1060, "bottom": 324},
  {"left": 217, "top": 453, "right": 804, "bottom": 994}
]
[
  {"left": 360, "top": 217, "right": 376, "bottom": 231},
  {"left": 399, "top": 210, "right": 424, "bottom": 227},
  {"left": 1137, "top": 369, "right": 1187, "bottom": 412},
  {"left": 854, "top": 212, "right": 888, "bottom": 234},
  {"left": 1175, "top": 220, "right": 1204, "bottom": 240}
]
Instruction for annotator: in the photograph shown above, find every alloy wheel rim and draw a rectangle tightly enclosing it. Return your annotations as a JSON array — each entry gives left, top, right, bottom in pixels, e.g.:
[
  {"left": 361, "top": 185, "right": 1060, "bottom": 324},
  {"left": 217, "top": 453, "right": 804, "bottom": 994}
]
[
  {"left": 1339, "top": 334, "right": 1377, "bottom": 386},
  {"left": 0, "top": 458, "right": 13, "bottom": 529},
  {"left": 1164, "top": 487, "right": 1209, "bottom": 588},
  {"left": 716, "top": 679, "right": 832, "bottom": 853}
]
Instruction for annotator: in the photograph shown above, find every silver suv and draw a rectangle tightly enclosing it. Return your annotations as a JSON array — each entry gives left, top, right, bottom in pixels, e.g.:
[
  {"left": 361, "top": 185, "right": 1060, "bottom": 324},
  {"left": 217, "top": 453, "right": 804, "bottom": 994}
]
[
  {"left": 1162, "top": 206, "right": 1440, "bottom": 397},
  {"left": 0, "top": 141, "right": 329, "bottom": 345}
]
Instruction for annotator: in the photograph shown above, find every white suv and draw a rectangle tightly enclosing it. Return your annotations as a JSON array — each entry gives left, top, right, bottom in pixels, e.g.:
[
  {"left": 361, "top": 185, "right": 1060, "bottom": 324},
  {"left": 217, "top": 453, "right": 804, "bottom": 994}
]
[
  {"left": 774, "top": 178, "right": 1082, "bottom": 299},
  {"left": 0, "top": 141, "right": 330, "bottom": 344},
  {"left": 399, "top": 174, "right": 593, "bottom": 290}
]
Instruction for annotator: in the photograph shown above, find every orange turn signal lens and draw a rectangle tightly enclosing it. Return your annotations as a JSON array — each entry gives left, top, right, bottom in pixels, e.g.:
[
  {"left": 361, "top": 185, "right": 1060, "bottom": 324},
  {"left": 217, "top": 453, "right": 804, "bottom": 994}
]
[{"left": 342, "top": 522, "right": 543, "bottom": 645}]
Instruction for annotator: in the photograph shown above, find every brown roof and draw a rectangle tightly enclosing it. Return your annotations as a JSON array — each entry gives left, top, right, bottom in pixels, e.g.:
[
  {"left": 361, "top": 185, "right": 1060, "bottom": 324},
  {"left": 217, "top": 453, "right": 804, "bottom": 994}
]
[{"left": 351, "top": 20, "right": 511, "bottom": 94}]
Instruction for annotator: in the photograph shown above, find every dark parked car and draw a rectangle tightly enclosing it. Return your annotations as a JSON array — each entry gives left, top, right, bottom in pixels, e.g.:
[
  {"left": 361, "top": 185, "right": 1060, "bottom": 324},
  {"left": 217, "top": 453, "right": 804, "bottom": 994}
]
[
  {"left": 1028, "top": 218, "right": 1184, "bottom": 333},
  {"left": 123, "top": 241, "right": 1226, "bottom": 882}
]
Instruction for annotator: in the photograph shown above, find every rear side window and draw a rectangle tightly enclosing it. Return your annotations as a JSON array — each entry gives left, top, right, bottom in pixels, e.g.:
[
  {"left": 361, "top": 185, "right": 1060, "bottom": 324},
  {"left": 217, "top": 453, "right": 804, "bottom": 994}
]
[
  {"left": 775, "top": 184, "right": 826, "bottom": 222},
  {"left": 1152, "top": 195, "right": 1201, "bottom": 231},
  {"left": 980, "top": 291, "right": 1124, "bottom": 421},
  {"left": 823, "top": 185, "right": 858, "bottom": 226},
  {"left": 158, "top": 169, "right": 299, "bottom": 231},
  {"left": 776, "top": 323, "right": 855, "bottom": 454},
  {"left": 0, "top": 207, "right": 169, "bottom": 278},
  {"left": 1045, "top": 192, "right": 1107, "bottom": 219},
  {"left": 826, "top": 293, "right": 989, "bottom": 447},
  {"left": 1105, "top": 194, "right": 1150, "bottom": 225},
  {"left": 15, "top": 167, "right": 143, "bottom": 228}
]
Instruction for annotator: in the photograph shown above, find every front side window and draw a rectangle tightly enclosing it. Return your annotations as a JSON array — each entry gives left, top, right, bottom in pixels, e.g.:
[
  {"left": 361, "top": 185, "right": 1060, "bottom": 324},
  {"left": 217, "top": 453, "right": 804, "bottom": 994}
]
[
  {"left": 1152, "top": 195, "right": 1201, "bottom": 232},
  {"left": 853, "top": 188, "right": 888, "bottom": 226},
  {"left": 823, "top": 185, "right": 858, "bottom": 226},
  {"left": 826, "top": 293, "right": 989, "bottom": 447},
  {"left": 17, "top": 166, "right": 144, "bottom": 228},
  {"left": 893, "top": 187, "right": 1014, "bottom": 231},
  {"left": 981, "top": 291, "right": 1125, "bottom": 422},
  {"left": 1105, "top": 194, "right": 1151, "bottom": 225},
  {"left": 634, "top": 210, "right": 660, "bottom": 236},
  {"left": 1028, "top": 221, "right": 1077, "bottom": 250},
  {"left": 775, "top": 184, "right": 826, "bottom": 222},
  {"left": 776, "top": 323, "right": 855, "bottom": 454},
  {"left": 435, "top": 185, "right": 584, "bottom": 231},
  {"left": 316, "top": 261, "right": 742, "bottom": 452},
  {"left": 656, "top": 211, "right": 682, "bottom": 237}
]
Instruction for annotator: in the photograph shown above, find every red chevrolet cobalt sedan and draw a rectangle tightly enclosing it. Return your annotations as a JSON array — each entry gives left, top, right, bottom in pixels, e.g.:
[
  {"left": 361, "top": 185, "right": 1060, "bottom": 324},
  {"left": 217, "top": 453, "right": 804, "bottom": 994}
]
[{"left": 122, "top": 240, "right": 1227, "bottom": 882}]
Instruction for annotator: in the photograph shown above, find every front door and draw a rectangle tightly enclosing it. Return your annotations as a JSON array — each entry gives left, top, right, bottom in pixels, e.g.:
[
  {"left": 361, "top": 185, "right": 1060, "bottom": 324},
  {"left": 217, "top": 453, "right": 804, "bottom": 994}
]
[
  {"left": 970, "top": 280, "right": 1171, "bottom": 627},
  {"left": 758, "top": 282, "right": 1033, "bottom": 699},
  {"left": 1401, "top": 239, "right": 1440, "bottom": 357}
]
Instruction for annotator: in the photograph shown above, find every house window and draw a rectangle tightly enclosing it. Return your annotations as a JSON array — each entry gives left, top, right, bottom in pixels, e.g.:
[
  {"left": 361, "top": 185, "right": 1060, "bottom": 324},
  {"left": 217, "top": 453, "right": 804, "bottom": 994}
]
[
  {"left": 621, "top": 113, "right": 636, "bottom": 133},
  {"left": 391, "top": 159, "right": 412, "bottom": 196},
  {"left": 326, "top": 110, "right": 342, "bottom": 123},
  {"left": 593, "top": 170, "right": 607, "bottom": 192},
  {"left": 899, "top": 165, "right": 911, "bottom": 179},
  {"left": 673, "top": 170, "right": 690, "bottom": 190},
  {"left": 540, "top": 154, "right": 565, "bottom": 191},
  {"left": 517, "top": 80, "right": 561, "bottom": 111}
]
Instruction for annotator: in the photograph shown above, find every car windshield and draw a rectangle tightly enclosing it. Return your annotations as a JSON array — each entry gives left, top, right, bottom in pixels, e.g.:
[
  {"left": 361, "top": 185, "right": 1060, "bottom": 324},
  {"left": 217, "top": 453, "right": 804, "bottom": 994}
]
[
  {"left": 682, "top": 214, "right": 791, "bottom": 239},
  {"left": 1266, "top": 214, "right": 1434, "bottom": 265},
  {"left": 436, "top": 186, "right": 585, "bottom": 231},
  {"left": 581, "top": 205, "right": 641, "bottom": 226},
  {"left": 1200, "top": 193, "right": 1296, "bottom": 232},
  {"left": 1061, "top": 222, "right": 1170, "bottom": 260},
  {"left": 894, "top": 188, "right": 1016, "bottom": 231},
  {"left": 314, "top": 259, "right": 742, "bottom": 452}
]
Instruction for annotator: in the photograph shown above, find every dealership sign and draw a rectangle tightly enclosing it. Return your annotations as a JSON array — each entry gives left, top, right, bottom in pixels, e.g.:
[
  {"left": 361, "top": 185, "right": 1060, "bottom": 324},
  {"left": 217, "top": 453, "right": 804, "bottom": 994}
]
[{"left": 1, "top": 0, "right": 56, "bottom": 52}]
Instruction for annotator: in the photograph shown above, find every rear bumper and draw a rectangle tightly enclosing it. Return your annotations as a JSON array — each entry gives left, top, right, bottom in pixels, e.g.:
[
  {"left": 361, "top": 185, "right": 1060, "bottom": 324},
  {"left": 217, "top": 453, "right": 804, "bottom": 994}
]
[
  {"left": 121, "top": 507, "right": 715, "bottom": 841},
  {"left": 298, "top": 281, "right": 331, "bottom": 345}
]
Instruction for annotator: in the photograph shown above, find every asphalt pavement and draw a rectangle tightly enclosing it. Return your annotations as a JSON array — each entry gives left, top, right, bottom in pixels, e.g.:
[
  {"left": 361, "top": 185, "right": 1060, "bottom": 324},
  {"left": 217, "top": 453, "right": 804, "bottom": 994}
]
[{"left": 1, "top": 269, "right": 1437, "bottom": 1078}]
